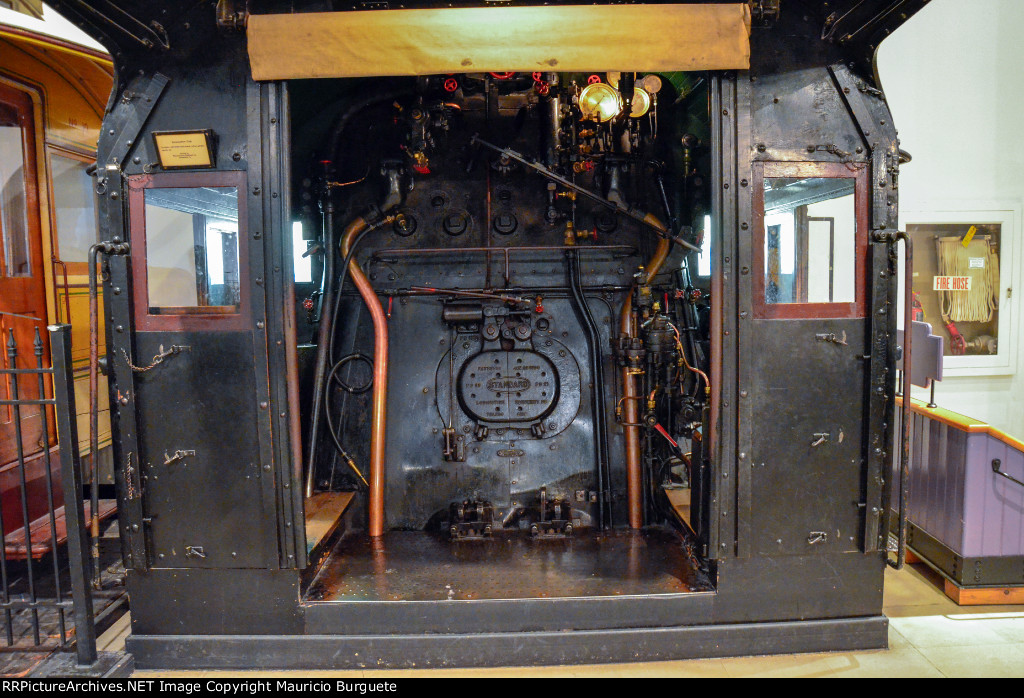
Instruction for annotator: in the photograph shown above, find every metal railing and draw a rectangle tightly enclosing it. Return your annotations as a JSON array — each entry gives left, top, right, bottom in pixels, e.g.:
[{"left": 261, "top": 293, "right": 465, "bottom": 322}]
[{"left": 0, "top": 324, "right": 99, "bottom": 668}]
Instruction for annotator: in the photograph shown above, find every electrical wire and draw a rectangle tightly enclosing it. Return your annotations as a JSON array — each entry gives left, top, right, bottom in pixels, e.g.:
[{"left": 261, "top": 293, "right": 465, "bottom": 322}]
[{"left": 666, "top": 321, "right": 710, "bottom": 395}]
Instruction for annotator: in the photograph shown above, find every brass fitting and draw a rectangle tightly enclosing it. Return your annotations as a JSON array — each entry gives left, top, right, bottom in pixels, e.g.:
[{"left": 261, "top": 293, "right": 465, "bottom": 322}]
[{"left": 564, "top": 221, "right": 576, "bottom": 246}]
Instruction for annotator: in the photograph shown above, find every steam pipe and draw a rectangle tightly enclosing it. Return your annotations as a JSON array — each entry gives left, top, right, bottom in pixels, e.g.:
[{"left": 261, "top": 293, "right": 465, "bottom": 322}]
[
  {"left": 340, "top": 216, "right": 394, "bottom": 538},
  {"left": 304, "top": 197, "right": 336, "bottom": 498},
  {"left": 567, "top": 250, "right": 610, "bottom": 529},
  {"left": 620, "top": 214, "right": 671, "bottom": 529}
]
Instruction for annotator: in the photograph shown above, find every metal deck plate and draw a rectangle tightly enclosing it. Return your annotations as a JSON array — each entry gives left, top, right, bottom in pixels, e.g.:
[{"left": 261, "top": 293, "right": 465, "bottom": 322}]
[{"left": 304, "top": 527, "right": 710, "bottom": 602}]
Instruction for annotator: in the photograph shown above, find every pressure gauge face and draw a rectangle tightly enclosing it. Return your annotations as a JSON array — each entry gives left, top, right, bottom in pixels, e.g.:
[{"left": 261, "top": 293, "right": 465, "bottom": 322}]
[
  {"left": 638, "top": 74, "right": 662, "bottom": 95},
  {"left": 630, "top": 87, "right": 651, "bottom": 118},
  {"left": 579, "top": 82, "right": 623, "bottom": 122}
]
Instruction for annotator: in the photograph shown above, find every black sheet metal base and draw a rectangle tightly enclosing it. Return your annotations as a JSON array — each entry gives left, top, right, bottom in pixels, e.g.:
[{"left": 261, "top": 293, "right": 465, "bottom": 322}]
[
  {"left": 126, "top": 616, "right": 888, "bottom": 670},
  {"left": 908, "top": 522, "right": 1024, "bottom": 588}
]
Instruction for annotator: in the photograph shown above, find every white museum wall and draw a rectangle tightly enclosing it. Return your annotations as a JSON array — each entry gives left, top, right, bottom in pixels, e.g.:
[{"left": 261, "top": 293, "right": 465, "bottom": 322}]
[{"left": 877, "top": 0, "right": 1024, "bottom": 434}]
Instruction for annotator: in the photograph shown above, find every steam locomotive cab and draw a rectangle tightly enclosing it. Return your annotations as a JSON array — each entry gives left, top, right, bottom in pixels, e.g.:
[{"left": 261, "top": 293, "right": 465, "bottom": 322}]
[
  {"left": 283, "top": 70, "right": 717, "bottom": 601},
  {"left": 296, "top": 71, "right": 709, "bottom": 535},
  {"left": 57, "top": 0, "right": 924, "bottom": 669}
]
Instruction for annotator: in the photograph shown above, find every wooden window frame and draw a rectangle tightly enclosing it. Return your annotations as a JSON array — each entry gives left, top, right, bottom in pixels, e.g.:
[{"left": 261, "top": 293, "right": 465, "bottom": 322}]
[
  {"left": 128, "top": 170, "right": 250, "bottom": 332},
  {"left": 752, "top": 161, "right": 869, "bottom": 320}
]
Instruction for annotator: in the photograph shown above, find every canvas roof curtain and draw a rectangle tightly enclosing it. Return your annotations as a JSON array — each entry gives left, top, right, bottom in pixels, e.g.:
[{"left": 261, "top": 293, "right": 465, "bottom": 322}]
[{"left": 247, "top": 3, "right": 751, "bottom": 80}]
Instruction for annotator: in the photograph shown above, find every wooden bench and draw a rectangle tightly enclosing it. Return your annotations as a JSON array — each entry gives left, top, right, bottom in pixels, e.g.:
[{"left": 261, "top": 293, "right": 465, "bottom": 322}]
[{"left": 4, "top": 499, "right": 117, "bottom": 561}]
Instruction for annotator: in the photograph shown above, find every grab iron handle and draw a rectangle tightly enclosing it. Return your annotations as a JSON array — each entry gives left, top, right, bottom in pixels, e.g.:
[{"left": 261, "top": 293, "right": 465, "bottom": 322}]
[
  {"left": 992, "top": 459, "right": 1024, "bottom": 488},
  {"left": 876, "top": 231, "right": 913, "bottom": 570}
]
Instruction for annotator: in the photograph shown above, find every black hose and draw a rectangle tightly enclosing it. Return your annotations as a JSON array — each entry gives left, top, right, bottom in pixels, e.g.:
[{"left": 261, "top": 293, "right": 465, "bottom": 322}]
[
  {"left": 566, "top": 250, "right": 611, "bottom": 529},
  {"left": 306, "top": 90, "right": 414, "bottom": 498},
  {"left": 326, "top": 89, "right": 415, "bottom": 165},
  {"left": 310, "top": 220, "right": 382, "bottom": 496},
  {"left": 324, "top": 355, "right": 371, "bottom": 489},
  {"left": 303, "top": 90, "right": 413, "bottom": 496},
  {"left": 328, "top": 352, "right": 373, "bottom": 394}
]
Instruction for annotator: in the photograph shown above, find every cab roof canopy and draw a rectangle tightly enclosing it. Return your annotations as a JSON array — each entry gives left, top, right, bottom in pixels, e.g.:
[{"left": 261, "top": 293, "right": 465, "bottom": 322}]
[{"left": 50, "top": 1, "right": 929, "bottom": 85}]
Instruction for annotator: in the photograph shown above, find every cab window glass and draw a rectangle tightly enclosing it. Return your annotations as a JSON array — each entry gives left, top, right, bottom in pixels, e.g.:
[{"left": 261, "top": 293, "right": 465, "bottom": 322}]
[
  {"left": 763, "top": 177, "right": 856, "bottom": 305},
  {"left": 144, "top": 186, "right": 240, "bottom": 313}
]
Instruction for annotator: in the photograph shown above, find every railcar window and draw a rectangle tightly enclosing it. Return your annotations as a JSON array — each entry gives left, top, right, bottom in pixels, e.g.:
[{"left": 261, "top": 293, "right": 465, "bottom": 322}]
[
  {"left": 143, "top": 186, "right": 240, "bottom": 313},
  {"left": 763, "top": 177, "right": 856, "bottom": 305},
  {"left": 0, "top": 109, "right": 30, "bottom": 278},
  {"left": 50, "top": 153, "right": 97, "bottom": 263}
]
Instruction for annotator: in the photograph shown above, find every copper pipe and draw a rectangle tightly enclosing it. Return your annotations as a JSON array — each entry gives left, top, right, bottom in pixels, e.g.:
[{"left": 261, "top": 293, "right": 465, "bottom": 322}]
[
  {"left": 340, "top": 217, "right": 389, "bottom": 538},
  {"left": 620, "top": 213, "right": 671, "bottom": 529}
]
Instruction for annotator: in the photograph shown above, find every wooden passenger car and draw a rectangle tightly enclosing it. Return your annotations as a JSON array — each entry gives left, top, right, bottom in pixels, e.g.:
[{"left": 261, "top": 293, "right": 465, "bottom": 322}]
[{"left": 0, "top": 4, "right": 113, "bottom": 552}]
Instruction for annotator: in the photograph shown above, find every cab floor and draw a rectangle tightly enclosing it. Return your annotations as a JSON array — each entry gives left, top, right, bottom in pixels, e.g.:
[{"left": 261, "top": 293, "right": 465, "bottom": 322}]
[{"left": 303, "top": 526, "right": 713, "bottom": 602}]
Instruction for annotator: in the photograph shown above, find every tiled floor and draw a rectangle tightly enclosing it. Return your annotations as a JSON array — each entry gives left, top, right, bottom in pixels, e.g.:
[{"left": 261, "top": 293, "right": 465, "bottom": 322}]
[{"left": 110, "top": 563, "right": 1024, "bottom": 678}]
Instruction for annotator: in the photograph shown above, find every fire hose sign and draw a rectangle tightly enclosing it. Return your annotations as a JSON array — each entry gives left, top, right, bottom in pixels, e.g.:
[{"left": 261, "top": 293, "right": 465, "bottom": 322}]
[{"left": 933, "top": 276, "right": 973, "bottom": 291}]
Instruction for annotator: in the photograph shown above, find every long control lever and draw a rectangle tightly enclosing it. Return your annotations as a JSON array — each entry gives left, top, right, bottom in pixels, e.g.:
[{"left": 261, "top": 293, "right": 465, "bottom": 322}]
[{"left": 470, "top": 135, "right": 700, "bottom": 253}]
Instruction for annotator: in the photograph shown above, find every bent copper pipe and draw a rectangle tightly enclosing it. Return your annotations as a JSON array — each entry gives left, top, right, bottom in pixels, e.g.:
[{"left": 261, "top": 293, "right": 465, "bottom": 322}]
[
  {"left": 339, "top": 217, "right": 389, "bottom": 538},
  {"left": 620, "top": 214, "right": 671, "bottom": 529}
]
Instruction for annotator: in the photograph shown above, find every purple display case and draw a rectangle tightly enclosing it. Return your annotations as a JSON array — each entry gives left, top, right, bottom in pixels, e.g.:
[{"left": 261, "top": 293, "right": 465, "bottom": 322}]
[{"left": 896, "top": 400, "right": 1024, "bottom": 587}]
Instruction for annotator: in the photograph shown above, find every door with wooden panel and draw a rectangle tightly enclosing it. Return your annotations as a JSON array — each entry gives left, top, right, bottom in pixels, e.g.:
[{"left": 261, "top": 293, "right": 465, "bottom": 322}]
[{"left": 0, "top": 82, "right": 50, "bottom": 468}]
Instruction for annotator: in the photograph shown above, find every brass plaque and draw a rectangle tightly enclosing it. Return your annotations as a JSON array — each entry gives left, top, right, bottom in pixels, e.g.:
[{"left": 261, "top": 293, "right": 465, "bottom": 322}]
[{"left": 152, "top": 130, "right": 216, "bottom": 169}]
